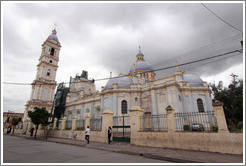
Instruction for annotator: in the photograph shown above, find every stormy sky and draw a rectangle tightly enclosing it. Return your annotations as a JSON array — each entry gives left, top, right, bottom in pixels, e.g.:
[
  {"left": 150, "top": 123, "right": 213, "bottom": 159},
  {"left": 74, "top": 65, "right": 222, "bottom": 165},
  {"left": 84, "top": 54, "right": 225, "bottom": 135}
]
[{"left": 2, "top": 2, "right": 244, "bottom": 113}]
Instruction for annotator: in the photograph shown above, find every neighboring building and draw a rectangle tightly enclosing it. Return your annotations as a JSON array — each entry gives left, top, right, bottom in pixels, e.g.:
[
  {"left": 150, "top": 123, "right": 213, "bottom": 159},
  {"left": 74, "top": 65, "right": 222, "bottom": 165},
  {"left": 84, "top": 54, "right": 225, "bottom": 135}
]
[{"left": 23, "top": 29, "right": 61, "bottom": 130}]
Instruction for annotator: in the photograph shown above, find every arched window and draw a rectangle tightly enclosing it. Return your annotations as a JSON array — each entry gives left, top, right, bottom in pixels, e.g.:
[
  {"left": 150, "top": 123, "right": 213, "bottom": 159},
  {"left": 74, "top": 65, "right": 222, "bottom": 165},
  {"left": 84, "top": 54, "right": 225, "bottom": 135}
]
[
  {"left": 197, "top": 98, "right": 205, "bottom": 112},
  {"left": 121, "top": 100, "right": 127, "bottom": 114},
  {"left": 47, "top": 69, "right": 51, "bottom": 76},
  {"left": 50, "top": 48, "right": 55, "bottom": 55}
]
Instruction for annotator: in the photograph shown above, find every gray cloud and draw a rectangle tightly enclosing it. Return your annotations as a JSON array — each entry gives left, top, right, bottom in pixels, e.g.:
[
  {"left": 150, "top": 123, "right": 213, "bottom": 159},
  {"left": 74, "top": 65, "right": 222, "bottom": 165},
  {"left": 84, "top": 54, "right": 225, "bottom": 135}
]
[{"left": 2, "top": 2, "right": 243, "bottom": 113}]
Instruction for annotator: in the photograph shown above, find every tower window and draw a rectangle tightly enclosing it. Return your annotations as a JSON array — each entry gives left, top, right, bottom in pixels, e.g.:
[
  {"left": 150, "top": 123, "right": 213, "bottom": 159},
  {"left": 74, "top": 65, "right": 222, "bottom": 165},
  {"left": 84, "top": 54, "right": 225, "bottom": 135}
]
[
  {"left": 47, "top": 69, "right": 51, "bottom": 76},
  {"left": 50, "top": 48, "right": 55, "bottom": 55},
  {"left": 121, "top": 100, "right": 127, "bottom": 114},
  {"left": 197, "top": 98, "right": 205, "bottom": 113},
  {"left": 49, "top": 60, "right": 52, "bottom": 63}
]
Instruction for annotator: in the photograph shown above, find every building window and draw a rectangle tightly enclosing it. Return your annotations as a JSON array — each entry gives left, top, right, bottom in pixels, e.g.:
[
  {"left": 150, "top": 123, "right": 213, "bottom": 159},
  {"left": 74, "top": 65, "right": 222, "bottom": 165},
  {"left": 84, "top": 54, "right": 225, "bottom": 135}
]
[
  {"left": 47, "top": 69, "right": 51, "bottom": 76},
  {"left": 197, "top": 98, "right": 205, "bottom": 112},
  {"left": 50, "top": 48, "right": 55, "bottom": 55},
  {"left": 49, "top": 60, "right": 52, "bottom": 63},
  {"left": 121, "top": 100, "right": 127, "bottom": 114}
]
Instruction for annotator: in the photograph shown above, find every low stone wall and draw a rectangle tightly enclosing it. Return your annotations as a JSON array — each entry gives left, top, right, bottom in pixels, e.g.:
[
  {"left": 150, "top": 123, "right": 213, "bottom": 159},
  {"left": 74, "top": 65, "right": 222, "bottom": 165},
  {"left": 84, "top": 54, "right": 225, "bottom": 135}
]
[
  {"left": 44, "top": 130, "right": 106, "bottom": 143},
  {"left": 131, "top": 131, "right": 243, "bottom": 155}
]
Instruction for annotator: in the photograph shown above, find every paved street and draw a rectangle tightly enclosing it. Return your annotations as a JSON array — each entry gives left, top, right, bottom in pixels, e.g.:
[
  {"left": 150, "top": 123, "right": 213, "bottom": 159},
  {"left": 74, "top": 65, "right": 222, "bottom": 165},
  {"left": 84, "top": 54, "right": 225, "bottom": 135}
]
[{"left": 3, "top": 135, "right": 168, "bottom": 163}]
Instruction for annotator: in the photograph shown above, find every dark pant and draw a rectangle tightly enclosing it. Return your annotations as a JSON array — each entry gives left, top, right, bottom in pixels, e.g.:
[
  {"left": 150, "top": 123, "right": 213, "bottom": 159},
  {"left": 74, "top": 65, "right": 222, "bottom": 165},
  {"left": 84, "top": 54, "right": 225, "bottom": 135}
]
[
  {"left": 85, "top": 135, "right": 90, "bottom": 144},
  {"left": 108, "top": 134, "right": 112, "bottom": 144}
]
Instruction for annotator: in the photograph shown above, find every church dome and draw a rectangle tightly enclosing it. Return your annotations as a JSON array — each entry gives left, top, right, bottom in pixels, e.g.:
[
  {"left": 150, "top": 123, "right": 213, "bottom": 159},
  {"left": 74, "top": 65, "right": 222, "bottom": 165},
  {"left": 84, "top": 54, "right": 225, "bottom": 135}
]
[
  {"left": 48, "top": 29, "right": 59, "bottom": 42},
  {"left": 104, "top": 76, "right": 133, "bottom": 90},
  {"left": 129, "top": 49, "right": 153, "bottom": 73},
  {"left": 182, "top": 74, "right": 204, "bottom": 86},
  {"left": 129, "top": 61, "right": 153, "bottom": 73}
]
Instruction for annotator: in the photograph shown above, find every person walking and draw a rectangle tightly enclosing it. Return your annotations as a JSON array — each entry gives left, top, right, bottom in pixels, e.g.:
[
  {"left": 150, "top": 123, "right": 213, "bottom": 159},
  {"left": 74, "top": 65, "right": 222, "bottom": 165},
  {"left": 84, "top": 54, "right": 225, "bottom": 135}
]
[
  {"left": 85, "top": 126, "right": 90, "bottom": 144},
  {"left": 29, "top": 127, "right": 34, "bottom": 137},
  {"left": 108, "top": 126, "right": 112, "bottom": 144}
]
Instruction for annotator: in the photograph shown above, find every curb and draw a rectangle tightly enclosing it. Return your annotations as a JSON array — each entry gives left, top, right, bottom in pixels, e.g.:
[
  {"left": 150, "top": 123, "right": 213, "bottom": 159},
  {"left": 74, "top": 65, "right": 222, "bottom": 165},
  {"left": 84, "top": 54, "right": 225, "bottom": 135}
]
[{"left": 142, "top": 153, "right": 202, "bottom": 163}]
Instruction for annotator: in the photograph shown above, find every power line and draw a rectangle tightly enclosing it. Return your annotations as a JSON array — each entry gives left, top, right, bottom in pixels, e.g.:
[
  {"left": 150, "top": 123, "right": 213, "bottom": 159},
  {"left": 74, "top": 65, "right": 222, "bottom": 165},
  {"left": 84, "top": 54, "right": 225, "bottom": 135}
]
[
  {"left": 3, "top": 49, "right": 242, "bottom": 86},
  {"left": 152, "top": 33, "right": 242, "bottom": 67},
  {"left": 201, "top": 3, "right": 242, "bottom": 33},
  {"left": 153, "top": 49, "right": 241, "bottom": 72}
]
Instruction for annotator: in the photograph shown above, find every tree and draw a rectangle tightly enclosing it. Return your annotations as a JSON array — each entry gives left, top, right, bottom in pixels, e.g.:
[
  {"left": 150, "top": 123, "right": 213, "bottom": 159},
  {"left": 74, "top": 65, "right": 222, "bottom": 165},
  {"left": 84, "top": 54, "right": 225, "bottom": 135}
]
[
  {"left": 209, "top": 74, "right": 243, "bottom": 130},
  {"left": 28, "top": 107, "right": 51, "bottom": 138},
  {"left": 10, "top": 117, "right": 19, "bottom": 135}
]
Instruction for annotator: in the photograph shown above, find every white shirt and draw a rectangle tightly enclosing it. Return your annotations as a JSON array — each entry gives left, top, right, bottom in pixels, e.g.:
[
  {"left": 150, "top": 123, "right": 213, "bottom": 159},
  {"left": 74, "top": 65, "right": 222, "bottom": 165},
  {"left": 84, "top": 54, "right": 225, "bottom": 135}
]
[{"left": 85, "top": 128, "right": 90, "bottom": 135}]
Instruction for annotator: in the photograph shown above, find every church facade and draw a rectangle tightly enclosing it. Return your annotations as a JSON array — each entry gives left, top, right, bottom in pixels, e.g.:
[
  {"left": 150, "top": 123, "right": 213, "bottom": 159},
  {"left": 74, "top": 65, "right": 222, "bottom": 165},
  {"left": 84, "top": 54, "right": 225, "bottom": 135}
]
[
  {"left": 23, "top": 29, "right": 214, "bottom": 130},
  {"left": 57, "top": 49, "right": 213, "bottom": 122}
]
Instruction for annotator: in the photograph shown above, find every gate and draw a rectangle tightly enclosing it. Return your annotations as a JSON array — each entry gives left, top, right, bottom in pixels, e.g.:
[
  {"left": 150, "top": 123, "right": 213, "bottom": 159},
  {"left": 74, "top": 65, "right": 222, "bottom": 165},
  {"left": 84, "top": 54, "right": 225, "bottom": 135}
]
[{"left": 113, "top": 115, "right": 130, "bottom": 142}]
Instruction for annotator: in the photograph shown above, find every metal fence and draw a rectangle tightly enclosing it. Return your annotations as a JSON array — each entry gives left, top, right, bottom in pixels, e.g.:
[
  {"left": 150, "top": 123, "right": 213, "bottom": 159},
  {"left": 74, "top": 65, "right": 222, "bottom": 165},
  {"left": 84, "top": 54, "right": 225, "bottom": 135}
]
[
  {"left": 76, "top": 119, "right": 85, "bottom": 128},
  {"left": 139, "top": 114, "right": 168, "bottom": 132},
  {"left": 65, "top": 119, "right": 72, "bottom": 129},
  {"left": 175, "top": 111, "right": 218, "bottom": 132},
  {"left": 113, "top": 116, "right": 131, "bottom": 134},
  {"left": 90, "top": 117, "right": 102, "bottom": 131}
]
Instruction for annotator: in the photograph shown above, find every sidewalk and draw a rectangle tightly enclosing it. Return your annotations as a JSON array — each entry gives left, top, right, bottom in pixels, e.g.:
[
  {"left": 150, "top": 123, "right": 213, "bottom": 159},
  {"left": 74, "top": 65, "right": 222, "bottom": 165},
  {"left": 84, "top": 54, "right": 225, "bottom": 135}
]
[{"left": 12, "top": 133, "right": 243, "bottom": 163}]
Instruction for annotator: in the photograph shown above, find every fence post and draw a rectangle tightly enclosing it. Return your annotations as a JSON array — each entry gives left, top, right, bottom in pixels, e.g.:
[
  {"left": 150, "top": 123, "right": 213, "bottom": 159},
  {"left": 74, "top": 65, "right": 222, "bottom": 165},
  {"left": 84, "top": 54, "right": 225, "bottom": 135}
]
[
  {"left": 102, "top": 109, "right": 114, "bottom": 143},
  {"left": 72, "top": 116, "right": 77, "bottom": 130},
  {"left": 52, "top": 118, "right": 57, "bottom": 130},
  {"left": 166, "top": 105, "right": 176, "bottom": 133},
  {"left": 130, "top": 106, "right": 143, "bottom": 133},
  {"left": 61, "top": 117, "right": 66, "bottom": 130},
  {"left": 213, "top": 100, "right": 229, "bottom": 133},
  {"left": 144, "top": 112, "right": 152, "bottom": 131},
  {"left": 85, "top": 115, "right": 91, "bottom": 128}
]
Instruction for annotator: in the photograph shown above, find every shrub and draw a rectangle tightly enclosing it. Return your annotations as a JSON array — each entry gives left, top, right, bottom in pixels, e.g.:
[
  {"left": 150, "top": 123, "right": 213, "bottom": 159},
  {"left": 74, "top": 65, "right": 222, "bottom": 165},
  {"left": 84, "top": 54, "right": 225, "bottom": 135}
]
[
  {"left": 76, "top": 126, "right": 84, "bottom": 130},
  {"left": 183, "top": 125, "right": 190, "bottom": 131},
  {"left": 228, "top": 125, "right": 243, "bottom": 132},
  {"left": 211, "top": 126, "right": 218, "bottom": 132},
  {"left": 65, "top": 127, "right": 71, "bottom": 130}
]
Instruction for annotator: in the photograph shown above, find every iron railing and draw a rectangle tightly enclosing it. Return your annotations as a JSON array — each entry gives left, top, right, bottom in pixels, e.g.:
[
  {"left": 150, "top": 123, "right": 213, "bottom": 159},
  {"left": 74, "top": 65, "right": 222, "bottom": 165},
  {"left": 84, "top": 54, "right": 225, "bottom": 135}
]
[
  {"left": 139, "top": 114, "right": 168, "bottom": 131},
  {"left": 175, "top": 111, "right": 218, "bottom": 132},
  {"left": 90, "top": 117, "right": 102, "bottom": 131},
  {"left": 76, "top": 119, "right": 85, "bottom": 128},
  {"left": 65, "top": 119, "right": 72, "bottom": 129}
]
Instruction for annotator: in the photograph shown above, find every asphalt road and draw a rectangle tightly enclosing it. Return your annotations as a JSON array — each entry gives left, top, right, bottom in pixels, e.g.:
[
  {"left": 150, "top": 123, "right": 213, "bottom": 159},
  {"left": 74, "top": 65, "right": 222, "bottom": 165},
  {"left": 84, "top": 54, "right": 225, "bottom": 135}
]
[{"left": 3, "top": 135, "right": 169, "bottom": 163}]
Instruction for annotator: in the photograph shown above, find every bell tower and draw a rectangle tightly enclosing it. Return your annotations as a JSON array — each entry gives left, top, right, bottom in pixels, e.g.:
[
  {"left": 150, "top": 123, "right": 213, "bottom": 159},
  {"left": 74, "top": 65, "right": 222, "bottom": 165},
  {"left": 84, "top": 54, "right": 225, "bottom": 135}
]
[{"left": 23, "top": 29, "right": 61, "bottom": 130}]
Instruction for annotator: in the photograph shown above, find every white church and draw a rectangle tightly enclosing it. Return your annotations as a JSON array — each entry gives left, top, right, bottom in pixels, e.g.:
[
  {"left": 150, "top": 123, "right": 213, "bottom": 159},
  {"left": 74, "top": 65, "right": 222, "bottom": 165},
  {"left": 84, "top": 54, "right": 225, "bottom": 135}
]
[{"left": 23, "top": 29, "right": 214, "bottom": 130}]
